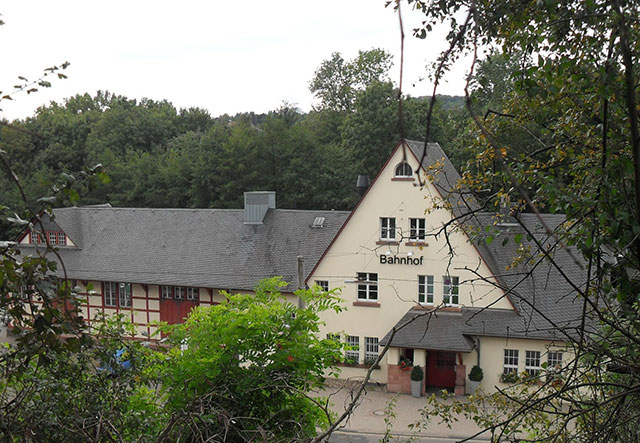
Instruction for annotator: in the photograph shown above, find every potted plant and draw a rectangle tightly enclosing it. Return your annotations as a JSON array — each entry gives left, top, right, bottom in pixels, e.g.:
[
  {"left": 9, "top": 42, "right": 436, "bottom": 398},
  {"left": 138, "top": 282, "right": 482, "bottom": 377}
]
[
  {"left": 410, "top": 365, "right": 424, "bottom": 397},
  {"left": 399, "top": 356, "right": 413, "bottom": 371},
  {"left": 468, "top": 365, "right": 483, "bottom": 394}
]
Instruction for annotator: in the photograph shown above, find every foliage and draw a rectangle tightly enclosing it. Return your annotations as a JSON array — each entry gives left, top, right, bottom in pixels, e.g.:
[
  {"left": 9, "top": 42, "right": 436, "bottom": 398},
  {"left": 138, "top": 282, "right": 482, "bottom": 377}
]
[
  {"left": 150, "top": 277, "right": 345, "bottom": 441},
  {"left": 0, "top": 313, "right": 154, "bottom": 442},
  {"left": 405, "top": 0, "right": 640, "bottom": 440},
  {"left": 309, "top": 49, "right": 393, "bottom": 112},
  {"left": 468, "top": 365, "right": 483, "bottom": 382},
  {"left": 410, "top": 365, "right": 423, "bottom": 381}
]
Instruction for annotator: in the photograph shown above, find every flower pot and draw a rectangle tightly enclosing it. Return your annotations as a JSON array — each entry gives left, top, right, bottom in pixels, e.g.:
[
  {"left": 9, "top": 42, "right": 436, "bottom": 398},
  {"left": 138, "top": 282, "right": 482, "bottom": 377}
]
[
  {"left": 411, "top": 379, "right": 422, "bottom": 397},
  {"left": 468, "top": 380, "right": 481, "bottom": 395}
]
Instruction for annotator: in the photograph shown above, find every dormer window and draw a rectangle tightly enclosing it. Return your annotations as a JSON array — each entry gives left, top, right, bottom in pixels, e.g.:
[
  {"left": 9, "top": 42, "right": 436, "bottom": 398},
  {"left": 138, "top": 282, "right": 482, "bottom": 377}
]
[
  {"left": 30, "top": 229, "right": 66, "bottom": 245},
  {"left": 394, "top": 162, "right": 412, "bottom": 178}
]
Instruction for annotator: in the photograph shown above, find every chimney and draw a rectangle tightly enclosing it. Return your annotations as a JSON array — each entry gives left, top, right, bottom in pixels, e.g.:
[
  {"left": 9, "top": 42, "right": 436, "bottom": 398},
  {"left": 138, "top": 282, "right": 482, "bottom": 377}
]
[
  {"left": 356, "top": 175, "right": 370, "bottom": 198},
  {"left": 244, "top": 191, "right": 276, "bottom": 224}
]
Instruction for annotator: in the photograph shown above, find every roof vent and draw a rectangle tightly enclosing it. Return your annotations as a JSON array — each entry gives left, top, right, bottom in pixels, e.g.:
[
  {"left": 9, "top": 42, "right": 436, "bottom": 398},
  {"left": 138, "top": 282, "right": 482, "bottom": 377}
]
[
  {"left": 312, "top": 216, "right": 325, "bottom": 228},
  {"left": 244, "top": 191, "right": 276, "bottom": 224}
]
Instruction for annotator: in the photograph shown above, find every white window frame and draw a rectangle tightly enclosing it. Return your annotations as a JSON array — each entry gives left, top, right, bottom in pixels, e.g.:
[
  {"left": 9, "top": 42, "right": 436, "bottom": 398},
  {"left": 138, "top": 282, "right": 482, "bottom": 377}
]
[
  {"left": 48, "top": 231, "right": 57, "bottom": 245},
  {"left": 30, "top": 229, "right": 42, "bottom": 244},
  {"left": 394, "top": 162, "right": 412, "bottom": 177},
  {"left": 443, "top": 276, "right": 459, "bottom": 305},
  {"left": 345, "top": 335, "right": 360, "bottom": 362},
  {"left": 315, "top": 280, "right": 329, "bottom": 292},
  {"left": 547, "top": 351, "right": 563, "bottom": 369},
  {"left": 380, "top": 217, "right": 396, "bottom": 241},
  {"left": 57, "top": 232, "right": 66, "bottom": 246},
  {"left": 104, "top": 282, "right": 117, "bottom": 307},
  {"left": 525, "top": 350, "right": 541, "bottom": 376},
  {"left": 174, "top": 286, "right": 185, "bottom": 300},
  {"left": 503, "top": 349, "right": 519, "bottom": 374},
  {"left": 357, "top": 272, "right": 378, "bottom": 301},
  {"left": 365, "top": 337, "right": 379, "bottom": 362},
  {"left": 418, "top": 275, "right": 434, "bottom": 304},
  {"left": 410, "top": 218, "right": 426, "bottom": 241},
  {"left": 119, "top": 282, "right": 132, "bottom": 308},
  {"left": 186, "top": 287, "right": 198, "bottom": 301},
  {"left": 161, "top": 285, "right": 173, "bottom": 299}
]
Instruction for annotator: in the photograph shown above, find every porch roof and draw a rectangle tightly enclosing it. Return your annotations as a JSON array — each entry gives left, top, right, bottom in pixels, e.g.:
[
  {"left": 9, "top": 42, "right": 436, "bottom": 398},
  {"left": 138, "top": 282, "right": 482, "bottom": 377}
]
[{"left": 379, "top": 310, "right": 475, "bottom": 352}]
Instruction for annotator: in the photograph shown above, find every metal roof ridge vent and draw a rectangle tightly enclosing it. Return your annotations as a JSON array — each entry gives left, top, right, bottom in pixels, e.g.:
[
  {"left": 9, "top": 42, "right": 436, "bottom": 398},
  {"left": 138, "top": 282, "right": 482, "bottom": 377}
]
[{"left": 244, "top": 191, "right": 276, "bottom": 224}]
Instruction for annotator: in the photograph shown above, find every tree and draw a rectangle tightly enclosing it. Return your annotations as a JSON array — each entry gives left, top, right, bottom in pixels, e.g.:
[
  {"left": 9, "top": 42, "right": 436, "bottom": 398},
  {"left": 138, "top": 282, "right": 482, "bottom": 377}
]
[
  {"left": 309, "top": 49, "right": 393, "bottom": 112},
  {"left": 397, "top": 0, "right": 640, "bottom": 440}
]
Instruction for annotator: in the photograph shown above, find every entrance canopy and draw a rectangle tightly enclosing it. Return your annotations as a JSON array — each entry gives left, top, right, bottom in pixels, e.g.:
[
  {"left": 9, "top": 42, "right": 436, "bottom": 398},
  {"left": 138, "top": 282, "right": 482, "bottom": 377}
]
[{"left": 379, "top": 309, "right": 475, "bottom": 352}]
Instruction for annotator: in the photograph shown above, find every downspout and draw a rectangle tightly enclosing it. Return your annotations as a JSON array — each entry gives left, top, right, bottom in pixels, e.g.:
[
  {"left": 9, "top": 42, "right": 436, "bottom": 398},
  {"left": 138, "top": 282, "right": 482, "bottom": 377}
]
[{"left": 297, "top": 256, "right": 306, "bottom": 309}]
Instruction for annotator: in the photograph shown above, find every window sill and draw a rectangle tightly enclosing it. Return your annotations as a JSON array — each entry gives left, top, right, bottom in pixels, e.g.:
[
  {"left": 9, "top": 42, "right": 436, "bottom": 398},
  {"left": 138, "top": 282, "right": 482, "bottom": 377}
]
[
  {"left": 337, "top": 362, "right": 381, "bottom": 370},
  {"left": 376, "top": 240, "right": 399, "bottom": 245},
  {"left": 412, "top": 304, "right": 435, "bottom": 310},
  {"left": 405, "top": 241, "right": 428, "bottom": 247},
  {"left": 353, "top": 301, "right": 381, "bottom": 308},
  {"left": 391, "top": 177, "right": 415, "bottom": 182}
]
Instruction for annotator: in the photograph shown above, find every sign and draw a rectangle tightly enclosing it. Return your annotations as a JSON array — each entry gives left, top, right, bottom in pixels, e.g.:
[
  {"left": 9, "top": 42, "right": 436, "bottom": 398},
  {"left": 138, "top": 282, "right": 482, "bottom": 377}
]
[{"left": 379, "top": 255, "right": 424, "bottom": 265}]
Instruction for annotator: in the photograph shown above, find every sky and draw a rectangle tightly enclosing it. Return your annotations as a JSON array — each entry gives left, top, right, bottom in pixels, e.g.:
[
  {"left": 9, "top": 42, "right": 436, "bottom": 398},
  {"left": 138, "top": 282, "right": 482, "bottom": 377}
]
[{"left": 0, "top": 1, "right": 471, "bottom": 121}]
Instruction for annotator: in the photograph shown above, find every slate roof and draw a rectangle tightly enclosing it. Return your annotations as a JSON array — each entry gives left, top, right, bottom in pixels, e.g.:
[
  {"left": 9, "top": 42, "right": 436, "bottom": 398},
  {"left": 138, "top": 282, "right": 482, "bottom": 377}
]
[
  {"left": 381, "top": 212, "right": 590, "bottom": 350},
  {"left": 380, "top": 310, "right": 475, "bottom": 352},
  {"left": 19, "top": 207, "right": 350, "bottom": 292}
]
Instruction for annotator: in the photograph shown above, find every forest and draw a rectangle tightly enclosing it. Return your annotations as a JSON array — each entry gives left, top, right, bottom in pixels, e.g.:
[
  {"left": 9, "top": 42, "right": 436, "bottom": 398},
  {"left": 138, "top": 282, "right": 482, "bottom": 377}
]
[{"left": 0, "top": 49, "right": 489, "bottom": 240}]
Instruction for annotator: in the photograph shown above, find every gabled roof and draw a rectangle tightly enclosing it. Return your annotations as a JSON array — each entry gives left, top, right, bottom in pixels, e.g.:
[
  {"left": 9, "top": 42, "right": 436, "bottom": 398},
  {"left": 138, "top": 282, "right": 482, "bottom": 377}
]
[
  {"left": 18, "top": 206, "right": 349, "bottom": 292},
  {"left": 381, "top": 212, "right": 589, "bottom": 347}
]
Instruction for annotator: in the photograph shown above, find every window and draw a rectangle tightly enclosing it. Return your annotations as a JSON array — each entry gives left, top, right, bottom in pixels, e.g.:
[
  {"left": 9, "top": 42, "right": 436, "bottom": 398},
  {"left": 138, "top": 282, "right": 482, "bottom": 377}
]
[
  {"left": 547, "top": 351, "right": 563, "bottom": 369},
  {"left": 186, "top": 287, "right": 198, "bottom": 301},
  {"left": 345, "top": 335, "right": 360, "bottom": 362},
  {"left": 312, "top": 216, "right": 325, "bottom": 228},
  {"left": 365, "top": 337, "right": 379, "bottom": 362},
  {"left": 410, "top": 218, "right": 426, "bottom": 241},
  {"left": 357, "top": 272, "right": 378, "bottom": 301},
  {"left": 161, "top": 286, "right": 172, "bottom": 299},
  {"left": 418, "top": 275, "right": 434, "bottom": 304},
  {"left": 380, "top": 217, "right": 396, "bottom": 240},
  {"left": 443, "top": 276, "right": 459, "bottom": 305},
  {"left": 30, "top": 230, "right": 66, "bottom": 245},
  {"left": 326, "top": 333, "right": 340, "bottom": 342},
  {"left": 174, "top": 286, "right": 185, "bottom": 300},
  {"left": 394, "top": 162, "right": 412, "bottom": 177},
  {"left": 315, "top": 280, "right": 329, "bottom": 292},
  {"left": 30, "top": 230, "right": 43, "bottom": 244},
  {"left": 119, "top": 283, "right": 132, "bottom": 307},
  {"left": 525, "top": 350, "right": 541, "bottom": 376},
  {"left": 504, "top": 349, "right": 519, "bottom": 374},
  {"left": 104, "top": 282, "right": 117, "bottom": 307}
]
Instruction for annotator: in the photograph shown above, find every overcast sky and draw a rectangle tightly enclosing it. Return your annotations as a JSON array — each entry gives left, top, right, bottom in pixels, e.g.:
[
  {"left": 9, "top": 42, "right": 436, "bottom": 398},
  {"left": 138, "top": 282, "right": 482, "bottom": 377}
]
[{"left": 0, "top": 1, "right": 470, "bottom": 121}]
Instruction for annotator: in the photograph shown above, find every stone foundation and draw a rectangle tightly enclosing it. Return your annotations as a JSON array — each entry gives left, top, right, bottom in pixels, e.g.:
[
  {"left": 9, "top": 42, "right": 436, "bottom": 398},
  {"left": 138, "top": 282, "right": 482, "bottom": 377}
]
[{"left": 387, "top": 364, "right": 425, "bottom": 395}]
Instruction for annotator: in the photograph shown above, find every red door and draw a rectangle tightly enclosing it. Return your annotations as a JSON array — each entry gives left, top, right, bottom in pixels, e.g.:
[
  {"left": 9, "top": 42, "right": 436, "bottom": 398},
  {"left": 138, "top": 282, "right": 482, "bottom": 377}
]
[
  {"left": 427, "top": 351, "right": 457, "bottom": 388},
  {"left": 159, "top": 287, "right": 198, "bottom": 325}
]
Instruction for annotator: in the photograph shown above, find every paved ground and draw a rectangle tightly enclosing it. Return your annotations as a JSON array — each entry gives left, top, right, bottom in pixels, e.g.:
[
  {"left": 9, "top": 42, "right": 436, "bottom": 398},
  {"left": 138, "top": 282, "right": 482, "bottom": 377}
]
[{"left": 315, "top": 381, "right": 491, "bottom": 442}]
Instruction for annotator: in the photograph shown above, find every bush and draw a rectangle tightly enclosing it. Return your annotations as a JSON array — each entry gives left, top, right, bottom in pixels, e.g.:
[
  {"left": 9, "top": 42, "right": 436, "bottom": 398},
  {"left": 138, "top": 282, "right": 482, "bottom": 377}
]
[
  {"left": 469, "top": 365, "right": 484, "bottom": 382},
  {"left": 411, "top": 365, "right": 424, "bottom": 381},
  {"left": 500, "top": 371, "right": 519, "bottom": 383}
]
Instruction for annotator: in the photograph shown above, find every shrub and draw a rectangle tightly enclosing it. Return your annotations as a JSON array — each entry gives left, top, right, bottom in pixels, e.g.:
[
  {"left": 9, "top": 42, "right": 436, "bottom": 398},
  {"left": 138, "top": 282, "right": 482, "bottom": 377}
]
[
  {"left": 469, "top": 365, "right": 484, "bottom": 382},
  {"left": 411, "top": 365, "right": 424, "bottom": 381}
]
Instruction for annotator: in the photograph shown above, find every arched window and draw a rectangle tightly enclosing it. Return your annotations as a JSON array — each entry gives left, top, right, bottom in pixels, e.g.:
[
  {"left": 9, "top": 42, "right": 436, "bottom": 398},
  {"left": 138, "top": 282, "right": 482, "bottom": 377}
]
[{"left": 394, "top": 162, "right": 412, "bottom": 177}]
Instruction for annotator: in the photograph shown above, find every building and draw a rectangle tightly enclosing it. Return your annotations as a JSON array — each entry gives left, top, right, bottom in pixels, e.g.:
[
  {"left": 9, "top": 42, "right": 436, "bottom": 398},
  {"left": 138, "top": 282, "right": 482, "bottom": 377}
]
[
  {"left": 307, "top": 140, "right": 583, "bottom": 395},
  {"left": 16, "top": 140, "right": 584, "bottom": 395},
  {"left": 17, "top": 195, "right": 349, "bottom": 338}
]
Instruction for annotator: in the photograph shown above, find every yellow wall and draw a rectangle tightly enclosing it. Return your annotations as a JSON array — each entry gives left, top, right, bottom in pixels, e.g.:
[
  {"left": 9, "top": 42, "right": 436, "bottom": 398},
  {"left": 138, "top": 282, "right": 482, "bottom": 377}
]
[
  {"left": 310, "top": 145, "right": 511, "bottom": 373},
  {"left": 476, "top": 336, "right": 570, "bottom": 391}
]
